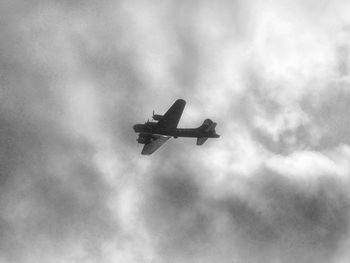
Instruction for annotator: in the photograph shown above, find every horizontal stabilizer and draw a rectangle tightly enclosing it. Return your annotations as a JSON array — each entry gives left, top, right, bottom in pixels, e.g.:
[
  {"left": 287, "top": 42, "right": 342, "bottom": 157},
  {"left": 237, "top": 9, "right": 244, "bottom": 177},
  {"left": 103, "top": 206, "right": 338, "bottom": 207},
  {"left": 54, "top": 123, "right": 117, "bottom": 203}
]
[{"left": 197, "top": 137, "right": 208, "bottom": 145}]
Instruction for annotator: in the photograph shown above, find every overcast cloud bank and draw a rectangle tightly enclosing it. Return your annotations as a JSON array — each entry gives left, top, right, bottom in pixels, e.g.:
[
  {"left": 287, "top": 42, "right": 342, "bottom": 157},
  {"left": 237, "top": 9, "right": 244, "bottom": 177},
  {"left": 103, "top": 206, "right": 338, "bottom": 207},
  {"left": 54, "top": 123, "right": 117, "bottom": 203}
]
[{"left": 1, "top": 0, "right": 350, "bottom": 262}]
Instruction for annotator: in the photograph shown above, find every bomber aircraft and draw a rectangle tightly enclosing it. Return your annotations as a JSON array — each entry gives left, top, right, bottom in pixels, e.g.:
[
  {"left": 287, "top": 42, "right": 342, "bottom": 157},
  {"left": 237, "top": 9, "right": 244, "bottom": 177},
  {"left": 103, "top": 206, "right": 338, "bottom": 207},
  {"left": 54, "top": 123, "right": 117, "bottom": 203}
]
[{"left": 133, "top": 99, "right": 220, "bottom": 155}]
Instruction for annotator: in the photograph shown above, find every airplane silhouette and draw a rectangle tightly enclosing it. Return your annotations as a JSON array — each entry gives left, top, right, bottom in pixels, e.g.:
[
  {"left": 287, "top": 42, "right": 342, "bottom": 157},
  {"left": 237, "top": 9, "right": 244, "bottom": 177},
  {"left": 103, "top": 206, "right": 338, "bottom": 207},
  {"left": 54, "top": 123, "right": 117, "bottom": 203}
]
[{"left": 133, "top": 99, "right": 220, "bottom": 155}]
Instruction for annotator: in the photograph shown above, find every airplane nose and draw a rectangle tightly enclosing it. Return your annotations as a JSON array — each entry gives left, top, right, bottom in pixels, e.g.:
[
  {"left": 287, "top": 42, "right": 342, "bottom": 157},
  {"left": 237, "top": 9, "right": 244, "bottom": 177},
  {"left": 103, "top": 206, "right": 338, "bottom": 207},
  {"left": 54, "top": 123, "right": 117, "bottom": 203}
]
[{"left": 133, "top": 124, "right": 142, "bottom": 132}]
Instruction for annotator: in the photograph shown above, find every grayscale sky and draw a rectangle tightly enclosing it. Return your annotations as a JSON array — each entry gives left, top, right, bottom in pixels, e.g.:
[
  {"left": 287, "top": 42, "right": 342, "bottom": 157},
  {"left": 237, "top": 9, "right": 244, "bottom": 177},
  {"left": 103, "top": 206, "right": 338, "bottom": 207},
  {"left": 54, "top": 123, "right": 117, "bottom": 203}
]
[{"left": 1, "top": 0, "right": 350, "bottom": 262}]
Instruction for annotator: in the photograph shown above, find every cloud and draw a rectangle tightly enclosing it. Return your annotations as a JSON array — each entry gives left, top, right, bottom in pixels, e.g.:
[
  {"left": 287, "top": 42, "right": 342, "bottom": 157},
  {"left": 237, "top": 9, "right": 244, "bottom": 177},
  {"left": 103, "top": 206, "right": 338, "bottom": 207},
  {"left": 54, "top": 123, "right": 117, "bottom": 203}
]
[
  {"left": 1, "top": 0, "right": 350, "bottom": 262},
  {"left": 0, "top": 109, "right": 117, "bottom": 262},
  {"left": 141, "top": 157, "right": 350, "bottom": 263}
]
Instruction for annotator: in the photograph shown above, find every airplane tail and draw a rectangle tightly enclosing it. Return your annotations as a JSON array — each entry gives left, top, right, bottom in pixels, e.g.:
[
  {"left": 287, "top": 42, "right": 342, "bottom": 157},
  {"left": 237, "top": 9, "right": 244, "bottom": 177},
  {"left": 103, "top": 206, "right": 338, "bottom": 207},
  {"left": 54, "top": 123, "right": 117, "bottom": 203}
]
[
  {"left": 197, "top": 119, "right": 219, "bottom": 145},
  {"left": 199, "top": 119, "right": 217, "bottom": 133}
]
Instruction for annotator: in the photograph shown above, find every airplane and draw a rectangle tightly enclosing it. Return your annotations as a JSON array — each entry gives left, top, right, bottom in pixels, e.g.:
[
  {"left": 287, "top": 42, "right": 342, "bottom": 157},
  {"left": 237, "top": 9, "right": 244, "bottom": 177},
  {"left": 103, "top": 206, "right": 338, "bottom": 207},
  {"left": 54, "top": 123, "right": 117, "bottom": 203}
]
[{"left": 133, "top": 99, "right": 220, "bottom": 155}]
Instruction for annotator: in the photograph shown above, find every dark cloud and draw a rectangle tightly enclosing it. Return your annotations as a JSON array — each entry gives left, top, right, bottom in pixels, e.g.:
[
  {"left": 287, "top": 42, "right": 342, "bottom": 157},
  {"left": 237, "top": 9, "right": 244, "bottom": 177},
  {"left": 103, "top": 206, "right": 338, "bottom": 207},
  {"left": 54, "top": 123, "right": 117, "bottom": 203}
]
[
  {"left": 0, "top": 4, "right": 118, "bottom": 261},
  {"left": 0, "top": 110, "right": 117, "bottom": 262},
  {"left": 141, "top": 161, "right": 350, "bottom": 263},
  {"left": 141, "top": 163, "right": 211, "bottom": 261}
]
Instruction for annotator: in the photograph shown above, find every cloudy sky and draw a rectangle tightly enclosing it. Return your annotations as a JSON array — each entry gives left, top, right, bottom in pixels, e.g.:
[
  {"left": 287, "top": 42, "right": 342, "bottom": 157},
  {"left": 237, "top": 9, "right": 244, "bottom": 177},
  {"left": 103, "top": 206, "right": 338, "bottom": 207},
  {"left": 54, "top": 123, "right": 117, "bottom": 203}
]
[{"left": 1, "top": 0, "right": 350, "bottom": 262}]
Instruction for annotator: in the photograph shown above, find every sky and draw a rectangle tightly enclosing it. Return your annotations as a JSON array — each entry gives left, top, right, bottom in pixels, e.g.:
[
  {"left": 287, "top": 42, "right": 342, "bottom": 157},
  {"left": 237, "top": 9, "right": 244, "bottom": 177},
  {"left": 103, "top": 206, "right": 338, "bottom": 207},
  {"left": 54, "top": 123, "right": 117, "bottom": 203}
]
[{"left": 1, "top": 0, "right": 350, "bottom": 262}]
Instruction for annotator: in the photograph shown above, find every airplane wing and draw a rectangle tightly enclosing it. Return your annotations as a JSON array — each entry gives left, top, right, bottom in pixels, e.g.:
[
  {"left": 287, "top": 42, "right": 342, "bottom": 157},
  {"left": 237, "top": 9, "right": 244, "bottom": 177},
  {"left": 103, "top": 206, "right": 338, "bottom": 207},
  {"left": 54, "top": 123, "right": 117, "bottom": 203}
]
[
  {"left": 196, "top": 137, "right": 208, "bottom": 145},
  {"left": 158, "top": 99, "right": 186, "bottom": 129},
  {"left": 141, "top": 135, "right": 171, "bottom": 155}
]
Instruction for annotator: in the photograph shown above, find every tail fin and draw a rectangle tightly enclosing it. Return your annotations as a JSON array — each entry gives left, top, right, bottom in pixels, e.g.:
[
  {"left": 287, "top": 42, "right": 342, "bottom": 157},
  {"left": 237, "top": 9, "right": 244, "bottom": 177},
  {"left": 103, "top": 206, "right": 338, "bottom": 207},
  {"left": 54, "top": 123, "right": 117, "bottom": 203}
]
[
  {"left": 199, "top": 119, "right": 217, "bottom": 133},
  {"left": 197, "top": 119, "right": 219, "bottom": 145},
  {"left": 197, "top": 137, "right": 208, "bottom": 145}
]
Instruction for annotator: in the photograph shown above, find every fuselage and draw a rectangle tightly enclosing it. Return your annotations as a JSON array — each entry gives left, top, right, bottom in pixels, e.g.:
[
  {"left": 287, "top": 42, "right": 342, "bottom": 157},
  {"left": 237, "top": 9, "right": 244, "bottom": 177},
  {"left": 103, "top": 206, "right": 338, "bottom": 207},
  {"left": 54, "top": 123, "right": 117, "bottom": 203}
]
[{"left": 133, "top": 123, "right": 220, "bottom": 138}]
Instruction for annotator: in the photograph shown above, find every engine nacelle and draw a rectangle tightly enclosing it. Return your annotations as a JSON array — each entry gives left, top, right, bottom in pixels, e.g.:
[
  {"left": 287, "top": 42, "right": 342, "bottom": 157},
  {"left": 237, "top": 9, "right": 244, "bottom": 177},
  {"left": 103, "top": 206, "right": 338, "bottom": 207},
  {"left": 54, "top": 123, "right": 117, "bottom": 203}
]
[
  {"left": 137, "top": 137, "right": 147, "bottom": 144},
  {"left": 137, "top": 134, "right": 150, "bottom": 144},
  {"left": 152, "top": 114, "right": 163, "bottom": 121}
]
